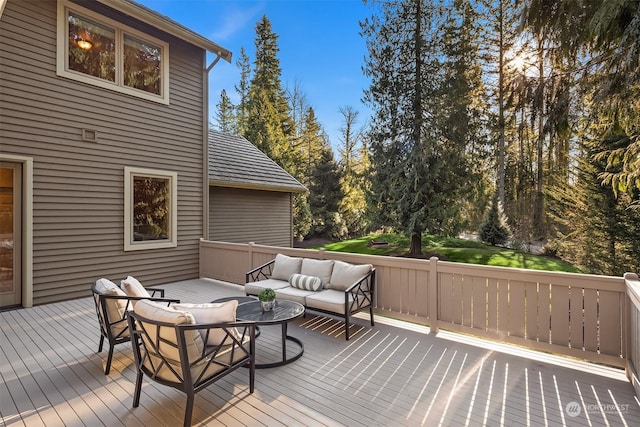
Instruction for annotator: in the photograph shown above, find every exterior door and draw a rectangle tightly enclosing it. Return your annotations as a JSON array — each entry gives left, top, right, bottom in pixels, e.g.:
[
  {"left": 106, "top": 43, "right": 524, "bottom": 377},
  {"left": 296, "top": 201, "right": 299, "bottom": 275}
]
[{"left": 0, "top": 162, "right": 22, "bottom": 308}]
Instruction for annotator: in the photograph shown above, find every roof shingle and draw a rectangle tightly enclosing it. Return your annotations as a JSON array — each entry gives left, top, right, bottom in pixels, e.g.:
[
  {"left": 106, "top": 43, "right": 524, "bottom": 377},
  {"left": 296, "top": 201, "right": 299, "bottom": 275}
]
[{"left": 208, "top": 131, "right": 306, "bottom": 193}]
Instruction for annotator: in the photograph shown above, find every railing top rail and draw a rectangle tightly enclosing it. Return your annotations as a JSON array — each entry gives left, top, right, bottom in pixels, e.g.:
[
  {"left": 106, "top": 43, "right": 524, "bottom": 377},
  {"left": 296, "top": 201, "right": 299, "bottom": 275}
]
[{"left": 625, "top": 272, "right": 640, "bottom": 309}]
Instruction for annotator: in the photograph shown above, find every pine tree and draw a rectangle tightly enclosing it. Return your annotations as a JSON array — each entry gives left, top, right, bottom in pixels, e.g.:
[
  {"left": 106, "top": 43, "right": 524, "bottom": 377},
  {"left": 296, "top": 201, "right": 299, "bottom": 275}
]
[
  {"left": 362, "top": 0, "right": 470, "bottom": 256},
  {"left": 234, "top": 47, "right": 251, "bottom": 135},
  {"left": 214, "top": 89, "right": 236, "bottom": 134},
  {"left": 523, "top": 0, "right": 640, "bottom": 204},
  {"left": 308, "top": 144, "right": 343, "bottom": 238},
  {"left": 479, "top": 198, "right": 511, "bottom": 246},
  {"left": 244, "top": 15, "right": 295, "bottom": 172}
]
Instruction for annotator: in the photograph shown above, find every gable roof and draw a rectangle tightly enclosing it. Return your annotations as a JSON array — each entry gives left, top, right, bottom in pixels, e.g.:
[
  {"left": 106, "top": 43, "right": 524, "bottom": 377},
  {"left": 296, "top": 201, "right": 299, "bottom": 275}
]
[
  {"left": 95, "top": 0, "right": 232, "bottom": 62},
  {"left": 208, "top": 131, "right": 306, "bottom": 193}
]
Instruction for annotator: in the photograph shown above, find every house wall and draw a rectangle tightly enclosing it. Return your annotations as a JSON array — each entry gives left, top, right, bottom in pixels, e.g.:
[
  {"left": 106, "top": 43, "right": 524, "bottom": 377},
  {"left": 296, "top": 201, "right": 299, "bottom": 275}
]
[
  {"left": 209, "top": 187, "right": 292, "bottom": 247},
  {"left": 0, "top": 0, "right": 206, "bottom": 304}
]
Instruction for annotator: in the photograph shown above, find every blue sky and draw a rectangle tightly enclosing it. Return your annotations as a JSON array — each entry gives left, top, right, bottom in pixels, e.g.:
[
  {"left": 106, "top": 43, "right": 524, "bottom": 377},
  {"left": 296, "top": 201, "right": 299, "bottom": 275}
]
[{"left": 135, "top": 0, "right": 373, "bottom": 149}]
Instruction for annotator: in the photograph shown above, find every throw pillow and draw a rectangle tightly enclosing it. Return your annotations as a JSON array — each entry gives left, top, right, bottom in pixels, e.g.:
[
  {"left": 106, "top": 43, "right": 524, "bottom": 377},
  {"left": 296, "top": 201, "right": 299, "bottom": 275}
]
[
  {"left": 329, "top": 261, "right": 372, "bottom": 291},
  {"left": 289, "top": 273, "right": 323, "bottom": 291},
  {"left": 300, "top": 258, "right": 334, "bottom": 288},
  {"left": 173, "top": 301, "right": 239, "bottom": 346},
  {"left": 95, "top": 278, "right": 128, "bottom": 321},
  {"left": 121, "top": 276, "right": 151, "bottom": 298},
  {"left": 270, "top": 253, "right": 303, "bottom": 281}
]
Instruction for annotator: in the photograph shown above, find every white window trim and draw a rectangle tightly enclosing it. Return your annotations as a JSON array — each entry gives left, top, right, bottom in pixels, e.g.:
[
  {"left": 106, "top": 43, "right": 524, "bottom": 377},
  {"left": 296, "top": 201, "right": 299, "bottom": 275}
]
[
  {"left": 56, "top": 0, "right": 170, "bottom": 104},
  {"left": 124, "top": 167, "right": 177, "bottom": 251}
]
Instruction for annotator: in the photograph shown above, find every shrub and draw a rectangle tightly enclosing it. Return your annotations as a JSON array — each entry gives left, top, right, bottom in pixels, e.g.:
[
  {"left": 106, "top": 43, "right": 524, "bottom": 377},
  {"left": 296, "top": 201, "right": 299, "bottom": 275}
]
[{"left": 479, "top": 199, "right": 512, "bottom": 246}]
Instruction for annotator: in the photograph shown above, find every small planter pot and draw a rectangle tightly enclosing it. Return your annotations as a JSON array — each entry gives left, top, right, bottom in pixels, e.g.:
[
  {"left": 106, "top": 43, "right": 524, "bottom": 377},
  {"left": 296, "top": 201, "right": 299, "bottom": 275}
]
[{"left": 261, "top": 300, "right": 275, "bottom": 312}]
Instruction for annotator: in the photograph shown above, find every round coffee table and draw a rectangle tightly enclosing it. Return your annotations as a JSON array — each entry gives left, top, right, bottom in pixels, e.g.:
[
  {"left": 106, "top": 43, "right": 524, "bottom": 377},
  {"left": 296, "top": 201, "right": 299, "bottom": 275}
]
[{"left": 235, "top": 300, "right": 305, "bottom": 369}]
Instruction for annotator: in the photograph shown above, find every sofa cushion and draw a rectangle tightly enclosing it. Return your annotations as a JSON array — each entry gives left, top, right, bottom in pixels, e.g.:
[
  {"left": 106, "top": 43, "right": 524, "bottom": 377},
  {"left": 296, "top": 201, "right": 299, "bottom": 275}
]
[
  {"left": 301, "top": 258, "right": 334, "bottom": 288},
  {"left": 328, "top": 261, "right": 373, "bottom": 291},
  {"left": 245, "top": 278, "right": 291, "bottom": 296},
  {"left": 270, "top": 253, "right": 303, "bottom": 281},
  {"left": 120, "top": 275, "right": 151, "bottom": 304},
  {"left": 289, "top": 273, "right": 323, "bottom": 291},
  {"left": 172, "top": 301, "right": 239, "bottom": 346},
  {"left": 134, "top": 299, "right": 204, "bottom": 364},
  {"left": 275, "top": 286, "right": 315, "bottom": 305},
  {"left": 305, "top": 289, "right": 358, "bottom": 315}
]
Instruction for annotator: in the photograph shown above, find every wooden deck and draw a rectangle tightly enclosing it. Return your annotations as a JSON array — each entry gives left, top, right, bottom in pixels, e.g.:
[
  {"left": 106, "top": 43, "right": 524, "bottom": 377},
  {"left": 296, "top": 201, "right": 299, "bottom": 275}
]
[{"left": 1, "top": 278, "right": 639, "bottom": 426}]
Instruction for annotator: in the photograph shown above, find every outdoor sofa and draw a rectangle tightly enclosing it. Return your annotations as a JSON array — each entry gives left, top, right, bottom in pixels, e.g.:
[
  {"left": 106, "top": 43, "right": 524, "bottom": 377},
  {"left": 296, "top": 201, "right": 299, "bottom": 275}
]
[{"left": 245, "top": 254, "right": 376, "bottom": 340}]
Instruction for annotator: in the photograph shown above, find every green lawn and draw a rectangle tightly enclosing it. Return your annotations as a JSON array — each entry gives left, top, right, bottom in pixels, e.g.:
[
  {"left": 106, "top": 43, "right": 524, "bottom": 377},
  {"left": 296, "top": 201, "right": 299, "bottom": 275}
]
[{"left": 309, "top": 233, "right": 581, "bottom": 273}]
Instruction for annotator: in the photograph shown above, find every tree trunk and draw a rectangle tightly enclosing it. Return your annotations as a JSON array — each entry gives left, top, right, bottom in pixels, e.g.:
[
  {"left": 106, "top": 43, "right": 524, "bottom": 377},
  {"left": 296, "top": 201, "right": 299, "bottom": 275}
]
[{"left": 409, "top": 232, "right": 423, "bottom": 257}]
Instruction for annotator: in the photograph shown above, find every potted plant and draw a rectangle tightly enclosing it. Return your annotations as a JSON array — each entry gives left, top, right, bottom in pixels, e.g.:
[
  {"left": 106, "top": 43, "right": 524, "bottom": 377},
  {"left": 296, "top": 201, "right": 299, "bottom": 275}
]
[{"left": 258, "top": 288, "right": 276, "bottom": 311}]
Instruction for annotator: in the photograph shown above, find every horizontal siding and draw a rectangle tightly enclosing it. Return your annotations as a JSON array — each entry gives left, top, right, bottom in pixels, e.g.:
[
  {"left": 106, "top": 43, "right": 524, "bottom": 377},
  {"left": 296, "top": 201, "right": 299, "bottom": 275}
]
[
  {"left": 209, "top": 187, "right": 292, "bottom": 247},
  {"left": 0, "top": 0, "right": 209, "bottom": 304}
]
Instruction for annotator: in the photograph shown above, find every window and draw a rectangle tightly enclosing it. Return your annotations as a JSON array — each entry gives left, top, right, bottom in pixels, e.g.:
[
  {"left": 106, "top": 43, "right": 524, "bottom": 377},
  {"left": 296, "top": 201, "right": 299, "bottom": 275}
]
[
  {"left": 124, "top": 167, "right": 177, "bottom": 251},
  {"left": 57, "top": 1, "right": 169, "bottom": 104}
]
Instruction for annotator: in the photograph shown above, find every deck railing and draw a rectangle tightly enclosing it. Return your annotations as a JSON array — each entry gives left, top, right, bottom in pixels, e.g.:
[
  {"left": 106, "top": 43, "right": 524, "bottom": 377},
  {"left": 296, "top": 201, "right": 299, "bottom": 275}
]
[
  {"left": 625, "top": 272, "right": 640, "bottom": 396},
  {"left": 199, "top": 239, "right": 636, "bottom": 377}
]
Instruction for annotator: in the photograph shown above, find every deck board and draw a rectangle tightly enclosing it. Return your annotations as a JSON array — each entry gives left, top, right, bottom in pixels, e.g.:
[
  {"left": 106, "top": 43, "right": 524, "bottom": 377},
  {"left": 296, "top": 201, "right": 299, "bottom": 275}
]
[{"left": 1, "top": 278, "right": 639, "bottom": 426}]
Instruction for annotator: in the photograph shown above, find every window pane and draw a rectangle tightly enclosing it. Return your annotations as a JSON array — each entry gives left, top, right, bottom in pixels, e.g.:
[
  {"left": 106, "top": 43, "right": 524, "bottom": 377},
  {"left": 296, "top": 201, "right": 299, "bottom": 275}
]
[
  {"left": 68, "top": 12, "right": 115, "bottom": 82},
  {"left": 124, "top": 34, "right": 161, "bottom": 95},
  {"left": 133, "top": 176, "right": 169, "bottom": 241}
]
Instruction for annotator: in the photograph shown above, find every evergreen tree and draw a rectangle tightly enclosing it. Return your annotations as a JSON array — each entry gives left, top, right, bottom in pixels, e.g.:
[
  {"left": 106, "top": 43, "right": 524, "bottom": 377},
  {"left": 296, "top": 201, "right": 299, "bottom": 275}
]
[
  {"left": 548, "top": 135, "right": 640, "bottom": 275},
  {"left": 438, "top": 0, "right": 491, "bottom": 232},
  {"left": 214, "top": 89, "right": 235, "bottom": 134},
  {"left": 244, "top": 15, "right": 296, "bottom": 172},
  {"left": 523, "top": 0, "right": 640, "bottom": 203},
  {"left": 234, "top": 47, "right": 251, "bottom": 135},
  {"left": 308, "top": 144, "right": 343, "bottom": 238},
  {"left": 479, "top": 198, "right": 511, "bottom": 246},
  {"left": 362, "top": 0, "right": 469, "bottom": 256},
  {"left": 293, "top": 193, "right": 312, "bottom": 241}
]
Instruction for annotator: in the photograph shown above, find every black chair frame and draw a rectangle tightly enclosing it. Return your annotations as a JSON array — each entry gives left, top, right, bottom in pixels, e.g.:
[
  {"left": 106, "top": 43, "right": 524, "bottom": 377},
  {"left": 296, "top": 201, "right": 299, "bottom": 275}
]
[
  {"left": 127, "top": 312, "right": 256, "bottom": 427},
  {"left": 91, "top": 281, "right": 178, "bottom": 374}
]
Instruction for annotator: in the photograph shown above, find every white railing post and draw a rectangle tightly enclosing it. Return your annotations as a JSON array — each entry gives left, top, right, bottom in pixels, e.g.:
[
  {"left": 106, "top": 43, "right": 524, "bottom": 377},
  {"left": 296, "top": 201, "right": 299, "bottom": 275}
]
[{"left": 624, "top": 272, "right": 640, "bottom": 397}]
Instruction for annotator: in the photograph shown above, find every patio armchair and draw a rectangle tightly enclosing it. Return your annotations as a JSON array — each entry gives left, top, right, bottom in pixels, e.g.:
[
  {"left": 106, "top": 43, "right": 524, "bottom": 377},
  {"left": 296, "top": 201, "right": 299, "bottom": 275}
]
[
  {"left": 91, "top": 278, "right": 178, "bottom": 374},
  {"left": 127, "top": 299, "right": 256, "bottom": 427}
]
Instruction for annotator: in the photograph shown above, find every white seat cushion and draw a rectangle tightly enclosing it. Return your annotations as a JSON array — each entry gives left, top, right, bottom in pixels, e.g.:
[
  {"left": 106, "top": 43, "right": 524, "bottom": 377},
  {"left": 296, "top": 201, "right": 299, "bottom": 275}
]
[
  {"left": 270, "top": 253, "right": 303, "bottom": 281},
  {"left": 275, "top": 286, "right": 315, "bottom": 305},
  {"left": 328, "top": 261, "right": 372, "bottom": 291},
  {"left": 305, "top": 290, "right": 357, "bottom": 315},
  {"left": 172, "top": 301, "right": 239, "bottom": 346},
  {"left": 245, "top": 278, "right": 291, "bottom": 296},
  {"left": 300, "top": 258, "right": 334, "bottom": 288}
]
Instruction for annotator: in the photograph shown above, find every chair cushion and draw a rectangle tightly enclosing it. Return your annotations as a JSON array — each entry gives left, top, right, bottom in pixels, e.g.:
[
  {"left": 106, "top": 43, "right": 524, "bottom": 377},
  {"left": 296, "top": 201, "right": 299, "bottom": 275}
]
[
  {"left": 94, "top": 278, "right": 128, "bottom": 324},
  {"left": 133, "top": 299, "right": 204, "bottom": 363},
  {"left": 329, "top": 261, "right": 372, "bottom": 291},
  {"left": 270, "top": 253, "right": 303, "bottom": 281},
  {"left": 300, "top": 258, "right": 334, "bottom": 288},
  {"left": 121, "top": 276, "right": 151, "bottom": 298},
  {"left": 172, "top": 301, "right": 239, "bottom": 346},
  {"left": 289, "top": 273, "right": 323, "bottom": 291}
]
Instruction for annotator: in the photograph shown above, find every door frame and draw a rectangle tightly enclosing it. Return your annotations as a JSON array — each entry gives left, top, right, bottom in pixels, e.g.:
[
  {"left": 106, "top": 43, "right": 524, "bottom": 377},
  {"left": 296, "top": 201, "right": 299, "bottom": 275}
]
[{"left": 0, "top": 154, "right": 33, "bottom": 307}]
